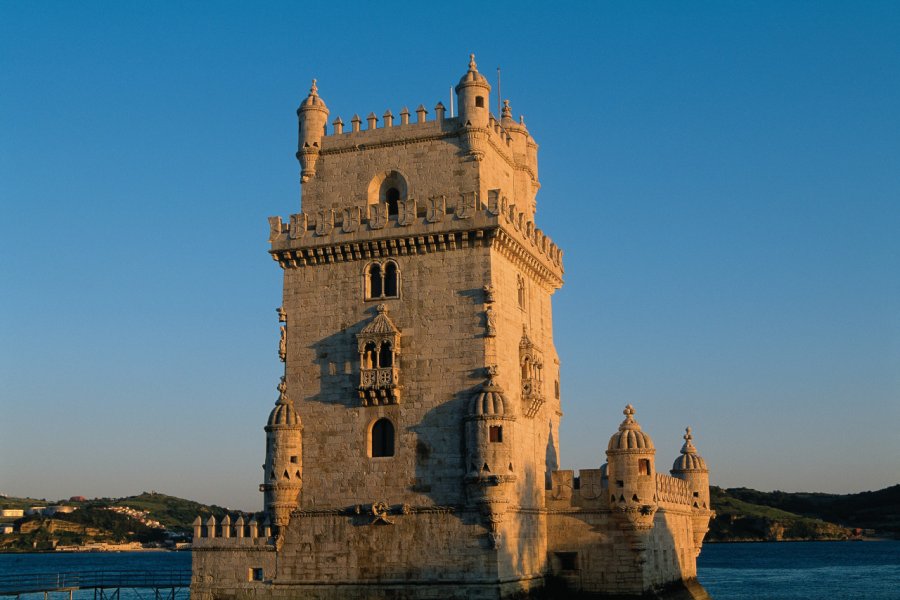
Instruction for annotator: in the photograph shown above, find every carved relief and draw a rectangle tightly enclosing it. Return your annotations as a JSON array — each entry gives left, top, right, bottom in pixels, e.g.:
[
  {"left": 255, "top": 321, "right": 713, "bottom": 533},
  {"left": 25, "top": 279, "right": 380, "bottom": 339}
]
[
  {"left": 315, "top": 209, "right": 334, "bottom": 236},
  {"left": 520, "top": 327, "right": 545, "bottom": 418},
  {"left": 398, "top": 198, "right": 416, "bottom": 226},
  {"left": 483, "top": 285, "right": 496, "bottom": 304},
  {"left": 277, "top": 306, "right": 287, "bottom": 323},
  {"left": 286, "top": 213, "right": 304, "bottom": 240},
  {"left": 356, "top": 304, "right": 402, "bottom": 405},
  {"left": 279, "top": 326, "right": 287, "bottom": 362},
  {"left": 369, "top": 203, "right": 387, "bottom": 230},
  {"left": 487, "top": 189, "right": 502, "bottom": 216},
  {"left": 426, "top": 195, "right": 445, "bottom": 223},
  {"left": 485, "top": 306, "right": 497, "bottom": 337},
  {"left": 342, "top": 207, "right": 361, "bottom": 233},
  {"left": 456, "top": 191, "right": 476, "bottom": 219},
  {"left": 267, "top": 216, "right": 283, "bottom": 242}
]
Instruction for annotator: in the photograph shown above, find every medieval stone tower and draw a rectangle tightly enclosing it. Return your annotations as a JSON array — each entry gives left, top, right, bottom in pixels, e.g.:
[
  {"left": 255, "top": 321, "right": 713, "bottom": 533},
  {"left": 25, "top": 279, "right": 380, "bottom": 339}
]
[{"left": 191, "top": 56, "right": 712, "bottom": 600}]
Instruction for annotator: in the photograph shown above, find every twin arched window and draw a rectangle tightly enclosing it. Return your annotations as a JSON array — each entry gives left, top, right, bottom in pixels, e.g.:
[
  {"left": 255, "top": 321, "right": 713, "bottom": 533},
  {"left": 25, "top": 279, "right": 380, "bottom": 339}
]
[
  {"left": 370, "top": 418, "right": 395, "bottom": 457},
  {"left": 366, "top": 261, "right": 399, "bottom": 300},
  {"left": 362, "top": 340, "right": 394, "bottom": 369}
]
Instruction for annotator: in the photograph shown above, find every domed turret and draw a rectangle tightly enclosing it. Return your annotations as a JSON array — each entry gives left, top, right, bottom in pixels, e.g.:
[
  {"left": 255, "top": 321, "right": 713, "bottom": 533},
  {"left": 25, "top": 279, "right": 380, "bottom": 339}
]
[
  {"left": 606, "top": 405, "right": 658, "bottom": 529},
  {"left": 261, "top": 377, "right": 303, "bottom": 531},
  {"left": 455, "top": 54, "right": 491, "bottom": 128},
  {"left": 296, "top": 79, "right": 329, "bottom": 184},
  {"left": 671, "top": 427, "right": 713, "bottom": 555},
  {"left": 464, "top": 370, "right": 517, "bottom": 548}
]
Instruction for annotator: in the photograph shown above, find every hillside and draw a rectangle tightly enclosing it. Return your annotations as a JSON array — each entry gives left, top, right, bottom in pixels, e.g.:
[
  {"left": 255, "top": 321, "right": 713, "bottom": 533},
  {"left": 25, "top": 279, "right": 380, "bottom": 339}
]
[{"left": 0, "top": 492, "right": 247, "bottom": 552}]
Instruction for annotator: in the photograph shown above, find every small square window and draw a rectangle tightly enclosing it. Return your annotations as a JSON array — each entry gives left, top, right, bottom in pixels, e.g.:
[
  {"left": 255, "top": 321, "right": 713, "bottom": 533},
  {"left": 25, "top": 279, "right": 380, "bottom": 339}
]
[
  {"left": 556, "top": 552, "right": 578, "bottom": 571},
  {"left": 290, "top": 456, "right": 298, "bottom": 464},
  {"left": 249, "top": 567, "right": 264, "bottom": 581},
  {"left": 489, "top": 426, "right": 503, "bottom": 443}
]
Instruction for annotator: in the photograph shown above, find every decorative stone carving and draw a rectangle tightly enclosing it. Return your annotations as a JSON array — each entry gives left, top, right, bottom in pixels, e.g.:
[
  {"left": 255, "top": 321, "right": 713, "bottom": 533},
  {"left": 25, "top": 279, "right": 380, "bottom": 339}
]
[
  {"left": 356, "top": 304, "right": 402, "bottom": 405},
  {"left": 426, "top": 195, "right": 445, "bottom": 223},
  {"left": 485, "top": 306, "right": 497, "bottom": 337},
  {"left": 342, "top": 206, "right": 361, "bottom": 233},
  {"left": 456, "top": 191, "right": 476, "bottom": 219},
  {"left": 289, "top": 213, "right": 307, "bottom": 240},
  {"left": 370, "top": 501, "right": 394, "bottom": 525},
  {"left": 520, "top": 327, "right": 545, "bottom": 418},
  {"left": 267, "top": 216, "right": 283, "bottom": 242},
  {"left": 398, "top": 198, "right": 416, "bottom": 226},
  {"left": 315, "top": 209, "right": 334, "bottom": 236},
  {"left": 482, "top": 285, "right": 496, "bottom": 304},
  {"left": 487, "top": 189, "right": 502, "bottom": 216},
  {"left": 369, "top": 203, "right": 387, "bottom": 230},
  {"left": 277, "top": 306, "right": 287, "bottom": 323},
  {"left": 279, "top": 326, "right": 286, "bottom": 362}
]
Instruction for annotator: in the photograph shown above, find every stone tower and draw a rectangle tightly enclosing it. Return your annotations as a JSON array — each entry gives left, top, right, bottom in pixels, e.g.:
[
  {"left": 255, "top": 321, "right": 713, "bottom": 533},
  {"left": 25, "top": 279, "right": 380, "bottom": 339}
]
[{"left": 191, "top": 56, "right": 712, "bottom": 600}]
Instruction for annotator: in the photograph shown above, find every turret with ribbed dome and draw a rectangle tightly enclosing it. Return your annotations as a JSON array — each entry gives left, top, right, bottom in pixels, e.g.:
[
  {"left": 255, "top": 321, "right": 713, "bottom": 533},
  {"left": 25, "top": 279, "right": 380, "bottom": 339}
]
[
  {"left": 296, "top": 79, "right": 329, "bottom": 184},
  {"left": 671, "top": 427, "right": 714, "bottom": 555},
  {"left": 261, "top": 376, "right": 303, "bottom": 531},
  {"left": 455, "top": 54, "right": 491, "bottom": 129},
  {"left": 464, "top": 369, "right": 517, "bottom": 549},
  {"left": 606, "top": 404, "right": 658, "bottom": 530}
]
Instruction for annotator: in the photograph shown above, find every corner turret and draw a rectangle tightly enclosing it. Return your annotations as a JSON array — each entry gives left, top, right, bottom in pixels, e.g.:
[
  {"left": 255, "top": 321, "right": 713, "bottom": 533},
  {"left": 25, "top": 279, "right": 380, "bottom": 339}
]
[
  {"left": 261, "top": 376, "right": 303, "bottom": 531},
  {"left": 455, "top": 54, "right": 491, "bottom": 128},
  {"left": 671, "top": 427, "right": 714, "bottom": 555},
  {"left": 296, "top": 79, "right": 329, "bottom": 184},
  {"left": 606, "top": 404, "right": 658, "bottom": 530},
  {"left": 465, "top": 369, "right": 517, "bottom": 548}
]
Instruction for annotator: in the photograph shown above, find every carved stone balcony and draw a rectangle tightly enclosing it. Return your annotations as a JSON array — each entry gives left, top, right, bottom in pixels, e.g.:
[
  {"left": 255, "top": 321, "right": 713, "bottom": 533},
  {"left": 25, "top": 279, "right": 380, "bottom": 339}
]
[{"left": 358, "top": 367, "right": 401, "bottom": 405}]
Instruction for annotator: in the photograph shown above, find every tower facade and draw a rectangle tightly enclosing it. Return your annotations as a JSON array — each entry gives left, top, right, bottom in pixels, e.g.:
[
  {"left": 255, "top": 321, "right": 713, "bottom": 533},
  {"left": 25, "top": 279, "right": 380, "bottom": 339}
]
[{"left": 191, "top": 56, "right": 712, "bottom": 600}]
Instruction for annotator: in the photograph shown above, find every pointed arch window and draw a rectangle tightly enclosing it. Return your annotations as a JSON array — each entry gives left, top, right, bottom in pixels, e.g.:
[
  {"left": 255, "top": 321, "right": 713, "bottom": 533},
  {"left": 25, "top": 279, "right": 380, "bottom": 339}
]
[{"left": 365, "top": 260, "right": 400, "bottom": 300}]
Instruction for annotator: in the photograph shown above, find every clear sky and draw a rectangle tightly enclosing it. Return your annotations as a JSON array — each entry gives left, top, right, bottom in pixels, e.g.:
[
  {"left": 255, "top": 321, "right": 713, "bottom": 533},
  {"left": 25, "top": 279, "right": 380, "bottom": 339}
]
[{"left": 1, "top": 2, "right": 898, "bottom": 511}]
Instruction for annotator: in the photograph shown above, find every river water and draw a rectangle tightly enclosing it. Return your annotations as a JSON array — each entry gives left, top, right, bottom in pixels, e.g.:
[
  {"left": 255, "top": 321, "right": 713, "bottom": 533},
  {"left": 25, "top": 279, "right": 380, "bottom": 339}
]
[{"left": 1, "top": 540, "right": 898, "bottom": 599}]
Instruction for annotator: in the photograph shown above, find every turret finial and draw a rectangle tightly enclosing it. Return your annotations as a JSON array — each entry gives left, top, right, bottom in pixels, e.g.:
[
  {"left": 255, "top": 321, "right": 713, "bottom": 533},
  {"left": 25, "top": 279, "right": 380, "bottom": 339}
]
[
  {"left": 276, "top": 376, "right": 288, "bottom": 405},
  {"left": 469, "top": 54, "right": 477, "bottom": 71},
  {"left": 310, "top": 79, "right": 318, "bottom": 95},
  {"left": 681, "top": 426, "right": 697, "bottom": 454},
  {"left": 502, "top": 99, "right": 512, "bottom": 119}
]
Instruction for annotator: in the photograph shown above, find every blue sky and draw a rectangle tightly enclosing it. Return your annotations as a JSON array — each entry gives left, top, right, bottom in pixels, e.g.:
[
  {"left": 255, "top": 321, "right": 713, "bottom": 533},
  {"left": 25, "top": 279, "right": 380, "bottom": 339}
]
[{"left": 1, "top": 2, "right": 898, "bottom": 511}]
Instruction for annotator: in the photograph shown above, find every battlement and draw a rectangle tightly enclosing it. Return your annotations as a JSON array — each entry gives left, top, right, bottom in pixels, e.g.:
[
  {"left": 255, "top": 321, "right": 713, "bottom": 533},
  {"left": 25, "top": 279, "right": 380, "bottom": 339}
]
[
  {"left": 268, "top": 190, "right": 564, "bottom": 287},
  {"left": 546, "top": 469, "right": 696, "bottom": 511},
  {"left": 191, "top": 514, "right": 274, "bottom": 548}
]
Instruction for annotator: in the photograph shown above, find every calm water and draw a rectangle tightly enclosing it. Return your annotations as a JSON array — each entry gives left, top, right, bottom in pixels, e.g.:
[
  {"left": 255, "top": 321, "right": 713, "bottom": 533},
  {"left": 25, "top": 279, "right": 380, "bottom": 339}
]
[
  {"left": 697, "top": 540, "right": 900, "bottom": 599},
  {"left": 1, "top": 541, "right": 898, "bottom": 599}
]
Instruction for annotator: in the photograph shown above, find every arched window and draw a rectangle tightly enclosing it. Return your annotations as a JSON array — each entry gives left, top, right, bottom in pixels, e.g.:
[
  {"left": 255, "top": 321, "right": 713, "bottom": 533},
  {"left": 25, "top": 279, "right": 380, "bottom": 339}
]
[
  {"left": 378, "top": 341, "right": 393, "bottom": 368},
  {"left": 364, "top": 261, "right": 400, "bottom": 300},
  {"left": 363, "top": 342, "right": 377, "bottom": 369},
  {"left": 368, "top": 263, "right": 383, "bottom": 299},
  {"left": 371, "top": 418, "right": 395, "bottom": 458},
  {"left": 386, "top": 187, "right": 400, "bottom": 217},
  {"left": 384, "top": 261, "right": 398, "bottom": 297}
]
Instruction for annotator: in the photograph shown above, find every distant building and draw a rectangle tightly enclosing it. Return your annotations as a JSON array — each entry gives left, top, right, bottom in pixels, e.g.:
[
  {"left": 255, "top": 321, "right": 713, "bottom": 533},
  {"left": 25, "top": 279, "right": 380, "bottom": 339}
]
[
  {"left": 69, "top": 496, "right": 87, "bottom": 502},
  {"left": 191, "top": 56, "right": 713, "bottom": 599},
  {"left": 0, "top": 509, "right": 24, "bottom": 518},
  {"left": 44, "top": 506, "right": 75, "bottom": 516},
  {"left": 0, "top": 524, "right": 14, "bottom": 534}
]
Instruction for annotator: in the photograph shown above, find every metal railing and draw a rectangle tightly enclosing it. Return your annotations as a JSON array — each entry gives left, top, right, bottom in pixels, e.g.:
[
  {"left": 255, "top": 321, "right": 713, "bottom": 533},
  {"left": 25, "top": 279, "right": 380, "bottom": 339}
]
[{"left": 0, "top": 569, "right": 190, "bottom": 595}]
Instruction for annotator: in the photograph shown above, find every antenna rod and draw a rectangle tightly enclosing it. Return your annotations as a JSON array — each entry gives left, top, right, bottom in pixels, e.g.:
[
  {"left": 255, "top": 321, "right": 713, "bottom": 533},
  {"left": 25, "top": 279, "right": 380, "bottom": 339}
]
[
  {"left": 496, "top": 67, "right": 502, "bottom": 115},
  {"left": 449, "top": 86, "right": 454, "bottom": 118}
]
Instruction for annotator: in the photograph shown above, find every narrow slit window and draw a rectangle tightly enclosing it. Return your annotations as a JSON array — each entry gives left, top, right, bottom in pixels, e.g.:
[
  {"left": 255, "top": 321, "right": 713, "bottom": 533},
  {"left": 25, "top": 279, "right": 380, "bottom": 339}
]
[{"left": 386, "top": 187, "right": 400, "bottom": 217}]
